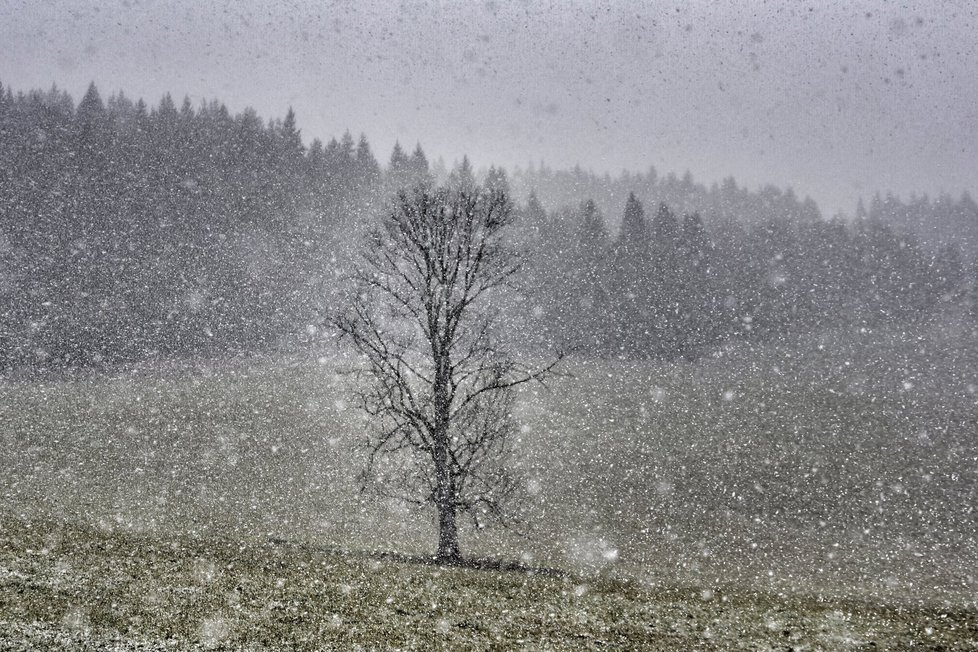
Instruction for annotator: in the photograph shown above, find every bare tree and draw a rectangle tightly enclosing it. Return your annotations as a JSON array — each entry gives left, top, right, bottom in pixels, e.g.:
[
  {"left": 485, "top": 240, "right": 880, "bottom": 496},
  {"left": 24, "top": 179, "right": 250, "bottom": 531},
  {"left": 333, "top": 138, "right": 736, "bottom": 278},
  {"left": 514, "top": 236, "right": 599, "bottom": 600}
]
[{"left": 333, "top": 183, "right": 563, "bottom": 563}]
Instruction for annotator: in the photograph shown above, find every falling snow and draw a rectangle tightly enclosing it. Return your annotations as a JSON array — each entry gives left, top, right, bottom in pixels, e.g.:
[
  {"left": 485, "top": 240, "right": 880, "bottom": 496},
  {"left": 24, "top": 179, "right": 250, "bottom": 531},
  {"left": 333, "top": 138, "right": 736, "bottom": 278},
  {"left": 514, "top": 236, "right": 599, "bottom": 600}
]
[{"left": 1, "top": 2, "right": 978, "bottom": 649}]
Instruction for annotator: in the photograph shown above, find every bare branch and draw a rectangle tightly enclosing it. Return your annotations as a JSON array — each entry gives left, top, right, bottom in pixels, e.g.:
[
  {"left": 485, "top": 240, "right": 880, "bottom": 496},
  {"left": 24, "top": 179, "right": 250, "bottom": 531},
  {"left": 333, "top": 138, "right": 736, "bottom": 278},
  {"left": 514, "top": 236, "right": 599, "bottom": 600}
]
[{"left": 332, "top": 182, "right": 563, "bottom": 561}]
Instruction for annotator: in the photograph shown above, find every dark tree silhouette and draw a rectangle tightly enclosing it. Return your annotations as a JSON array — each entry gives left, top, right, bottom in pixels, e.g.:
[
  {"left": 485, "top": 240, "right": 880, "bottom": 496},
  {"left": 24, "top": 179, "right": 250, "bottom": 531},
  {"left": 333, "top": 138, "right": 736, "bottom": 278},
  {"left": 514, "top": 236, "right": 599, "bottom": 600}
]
[
  {"left": 333, "top": 183, "right": 563, "bottom": 563},
  {"left": 573, "top": 199, "right": 610, "bottom": 352},
  {"left": 608, "top": 193, "right": 652, "bottom": 356},
  {"left": 0, "top": 77, "right": 968, "bottom": 370}
]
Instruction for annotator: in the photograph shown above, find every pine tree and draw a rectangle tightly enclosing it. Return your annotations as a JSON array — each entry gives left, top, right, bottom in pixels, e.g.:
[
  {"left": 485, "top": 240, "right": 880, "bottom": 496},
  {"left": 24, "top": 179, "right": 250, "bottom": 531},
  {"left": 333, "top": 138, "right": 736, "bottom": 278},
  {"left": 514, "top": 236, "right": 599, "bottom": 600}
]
[
  {"left": 620, "top": 192, "right": 650, "bottom": 249},
  {"left": 523, "top": 191, "right": 547, "bottom": 235},
  {"left": 410, "top": 143, "right": 430, "bottom": 181},
  {"left": 278, "top": 107, "right": 304, "bottom": 159},
  {"left": 447, "top": 155, "right": 475, "bottom": 191},
  {"left": 338, "top": 131, "right": 356, "bottom": 165},
  {"left": 76, "top": 82, "right": 105, "bottom": 129},
  {"left": 650, "top": 201, "right": 679, "bottom": 244},
  {"left": 386, "top": 141, "right": 412, "bottom": 194},
  {"left": 355, "top": 133, "right": 380, "bottom": 183},
  {"left": 675, "top": 212, "right": 717, "bottom": 355},
  {"left": 575, "top": 199, "right": 610, "bottom": 352},
  {"left": 607, "top": 194, "right": 653, "bottom": 357},
  {"left": 485, "top": 166, "right": 510, "bottom": 196},
  {"left": 388, "top": 141, "right": 409, "bottom": 171}
]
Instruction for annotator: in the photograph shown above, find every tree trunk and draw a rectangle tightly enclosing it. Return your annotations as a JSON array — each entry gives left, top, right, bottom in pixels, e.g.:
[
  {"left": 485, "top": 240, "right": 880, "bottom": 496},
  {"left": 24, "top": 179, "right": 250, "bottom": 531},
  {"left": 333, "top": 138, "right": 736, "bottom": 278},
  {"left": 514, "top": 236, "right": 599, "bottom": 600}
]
[
  {"left": 433, "top": 420, "right": 460, "bottom": 563},
  {"left": 436, "top": 498, "right": 460, "bottom": 563},
  {"left": 432, "top": 345, "right": 460, "bottom": 563},
  {"left": 433, "top": 405, "right": 460, "bottom": 563}
]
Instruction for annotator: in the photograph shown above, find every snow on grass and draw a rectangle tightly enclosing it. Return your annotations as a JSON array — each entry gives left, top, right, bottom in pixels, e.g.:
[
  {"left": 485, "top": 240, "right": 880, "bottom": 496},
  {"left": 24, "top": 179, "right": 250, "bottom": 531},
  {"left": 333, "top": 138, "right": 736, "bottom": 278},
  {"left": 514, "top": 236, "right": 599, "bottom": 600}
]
[
  {"left": 0, "top": 321, "right": 976, "bottom": 611},
  {"left": 0, "top": 514, "right": 976, "bottom": 650}
]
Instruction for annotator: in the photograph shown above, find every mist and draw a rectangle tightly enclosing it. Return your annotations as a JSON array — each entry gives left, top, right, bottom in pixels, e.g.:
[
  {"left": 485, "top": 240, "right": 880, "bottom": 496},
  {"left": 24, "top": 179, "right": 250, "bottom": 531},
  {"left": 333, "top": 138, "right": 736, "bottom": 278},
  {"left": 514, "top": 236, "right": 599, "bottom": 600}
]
[
  {"left": 3, "top": 1, "right": 977, "bottom": 215},
  {"left": 1, "top": 1, "right": 977, "bottom": 649}
]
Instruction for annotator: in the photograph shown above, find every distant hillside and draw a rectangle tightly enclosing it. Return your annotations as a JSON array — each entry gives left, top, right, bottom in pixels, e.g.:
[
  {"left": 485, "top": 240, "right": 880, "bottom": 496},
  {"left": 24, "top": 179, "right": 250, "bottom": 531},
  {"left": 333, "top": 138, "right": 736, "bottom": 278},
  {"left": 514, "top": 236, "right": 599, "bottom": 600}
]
[
  {"left": 1, "top": 79, "right": 975, "bottom": 370},
  {"left": 505, "top": 162, "right": 978, "bottom": 261},
  {"left": 1, "top": 316, "right": 976, "bottom": 607}
]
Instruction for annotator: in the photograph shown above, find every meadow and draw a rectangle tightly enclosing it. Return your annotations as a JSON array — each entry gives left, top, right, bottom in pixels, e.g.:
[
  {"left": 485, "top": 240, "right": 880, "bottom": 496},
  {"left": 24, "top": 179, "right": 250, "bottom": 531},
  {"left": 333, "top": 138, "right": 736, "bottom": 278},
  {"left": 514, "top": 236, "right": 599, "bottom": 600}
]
[
  {"left": 1, "top": 317, "right": 976, "bottom": 647},
  {"left": 1, "top": 514, "right": 975, "bottom": 650}
]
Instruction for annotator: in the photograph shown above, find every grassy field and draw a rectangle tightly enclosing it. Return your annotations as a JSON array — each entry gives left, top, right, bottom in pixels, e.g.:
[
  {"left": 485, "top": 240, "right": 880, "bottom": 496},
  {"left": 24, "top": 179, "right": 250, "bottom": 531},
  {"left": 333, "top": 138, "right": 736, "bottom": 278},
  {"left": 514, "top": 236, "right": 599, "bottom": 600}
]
[
  {"left": 1, "top": 318, "right": 977, "bottom": 647},
  {"left": 1, "top": 513, "right": 975, "bottom": 650}
]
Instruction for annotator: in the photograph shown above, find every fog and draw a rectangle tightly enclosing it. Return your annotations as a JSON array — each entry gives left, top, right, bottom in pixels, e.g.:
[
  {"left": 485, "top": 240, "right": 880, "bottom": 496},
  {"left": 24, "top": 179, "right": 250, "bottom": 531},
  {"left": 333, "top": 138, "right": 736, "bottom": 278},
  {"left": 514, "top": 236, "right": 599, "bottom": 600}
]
[
  {"left": 1, "top": 1, "right": 977, "bottom": 649},
  {"left": 3, "top": 1, "right": 977, "bottom": 214}
]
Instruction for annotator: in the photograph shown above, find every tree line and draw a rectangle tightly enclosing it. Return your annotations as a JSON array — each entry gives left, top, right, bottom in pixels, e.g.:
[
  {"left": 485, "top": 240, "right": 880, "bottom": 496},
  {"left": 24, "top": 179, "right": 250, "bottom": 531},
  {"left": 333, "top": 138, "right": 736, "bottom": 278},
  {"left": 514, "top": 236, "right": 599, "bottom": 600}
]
[
  {"left": 508, "top": 162, "right": 978, "bottom": 260},
  {"left": 516, "top": 191, "right": 971, "bottom": 360},
  {"left": 0, "top": 81, "right": 410, "bottom": 367},
  {"left": 0, "top": 80, "right": 974, "bottom": 370}
]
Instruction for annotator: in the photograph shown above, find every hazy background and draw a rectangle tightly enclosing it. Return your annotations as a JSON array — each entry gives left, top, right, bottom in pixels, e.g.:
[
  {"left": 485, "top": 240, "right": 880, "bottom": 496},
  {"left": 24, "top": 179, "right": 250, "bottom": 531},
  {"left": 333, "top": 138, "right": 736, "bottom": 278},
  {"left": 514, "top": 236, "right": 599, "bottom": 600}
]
[
  {"left": 2, "top": 0, "right": 978, "bottom": 623},
  {"left": 2, "top": 0, "right": 976, "bottom": 216}
]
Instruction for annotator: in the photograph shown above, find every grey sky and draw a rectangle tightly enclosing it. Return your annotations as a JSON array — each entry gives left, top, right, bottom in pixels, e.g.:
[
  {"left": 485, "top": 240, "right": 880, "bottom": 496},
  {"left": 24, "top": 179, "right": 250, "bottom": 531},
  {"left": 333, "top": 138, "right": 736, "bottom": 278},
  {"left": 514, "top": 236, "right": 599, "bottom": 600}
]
[{"left": 2, "top": 0, "right": 976, "bottom": 215}]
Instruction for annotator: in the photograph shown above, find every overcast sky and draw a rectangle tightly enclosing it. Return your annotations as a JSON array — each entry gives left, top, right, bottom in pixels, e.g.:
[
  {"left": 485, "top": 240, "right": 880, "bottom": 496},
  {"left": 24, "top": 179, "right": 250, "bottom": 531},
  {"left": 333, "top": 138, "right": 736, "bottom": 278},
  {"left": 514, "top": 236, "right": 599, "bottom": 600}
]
[{"left": 2, "top": 0, "right": 976, "bottom": 215}]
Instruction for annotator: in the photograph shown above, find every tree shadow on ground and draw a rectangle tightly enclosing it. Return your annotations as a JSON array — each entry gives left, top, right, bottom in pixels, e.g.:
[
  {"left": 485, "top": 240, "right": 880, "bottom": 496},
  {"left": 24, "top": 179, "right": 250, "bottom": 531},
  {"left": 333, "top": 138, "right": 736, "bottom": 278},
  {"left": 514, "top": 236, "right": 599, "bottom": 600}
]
[{"left": 268, "top": 537, "right": 567, "bottom": 577}]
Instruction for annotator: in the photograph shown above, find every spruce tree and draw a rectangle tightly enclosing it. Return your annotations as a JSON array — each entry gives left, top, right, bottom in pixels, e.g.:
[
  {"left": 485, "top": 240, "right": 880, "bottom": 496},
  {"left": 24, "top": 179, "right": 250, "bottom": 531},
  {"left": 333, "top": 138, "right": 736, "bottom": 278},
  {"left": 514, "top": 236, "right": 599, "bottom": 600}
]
[
  {"left": 409, "top": 143, "right": 430, "bottom": 181},
  {"left": 607, "top": 193, "right": 653, "bottom": 357},
  {"left": 355, "top": 133, "right": 381, "bottom": 183},
  {"left": 575, "top": 199, "right": 610, "bottom": 352}
]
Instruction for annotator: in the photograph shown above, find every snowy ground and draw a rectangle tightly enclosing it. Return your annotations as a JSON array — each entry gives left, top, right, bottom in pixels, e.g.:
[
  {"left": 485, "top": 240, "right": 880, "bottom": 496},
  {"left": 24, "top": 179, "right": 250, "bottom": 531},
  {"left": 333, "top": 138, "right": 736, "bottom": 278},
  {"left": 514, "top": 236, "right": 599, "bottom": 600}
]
[
  {"left": 0, "top": 321, "right": 976, "bottom": 646},
  {"left": 0, "top": 514, "right": 975, "bottom": 650}
]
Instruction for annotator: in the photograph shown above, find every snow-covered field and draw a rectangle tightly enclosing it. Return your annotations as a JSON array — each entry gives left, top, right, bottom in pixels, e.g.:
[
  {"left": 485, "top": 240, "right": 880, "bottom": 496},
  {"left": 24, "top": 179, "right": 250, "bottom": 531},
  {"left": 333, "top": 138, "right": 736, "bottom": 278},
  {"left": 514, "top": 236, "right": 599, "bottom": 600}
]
[
  {"left": 0, "top": 515, "right": 975, "bottom": 650},
  {"left": 1, "top": 321, "right": 976, "bottom": 646}
]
